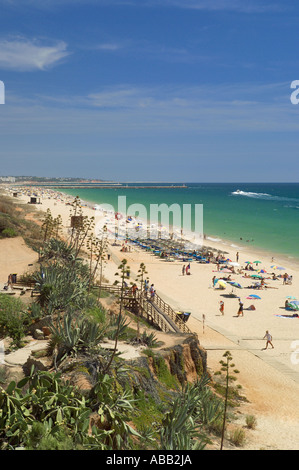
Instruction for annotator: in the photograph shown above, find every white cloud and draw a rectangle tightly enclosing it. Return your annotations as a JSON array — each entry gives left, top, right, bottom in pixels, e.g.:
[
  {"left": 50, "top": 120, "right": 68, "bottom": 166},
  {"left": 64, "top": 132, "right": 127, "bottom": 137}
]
[
  {"left": 0, "top": 37, "right": 70, "bottom": 71},
  {"left": 5, "top": 81, "right": 294, "bottom": 136},
  {"left": 94, "top": 43, "right": 123, "bottom": 51}
]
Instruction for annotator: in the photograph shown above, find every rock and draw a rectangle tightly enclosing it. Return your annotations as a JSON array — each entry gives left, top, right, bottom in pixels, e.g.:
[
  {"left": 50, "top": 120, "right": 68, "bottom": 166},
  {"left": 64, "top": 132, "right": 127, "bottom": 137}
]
[
  {"left": 33, "top": 329, "right": 44, "bottom": 340},
  {"left": 4, "top": 340, "right": 48, "bottom": 367},
  {"left": 42, "top": 326, "right": 51, "bottom": 337},
  {"left": 23, "top": 356, "right": 49, "bottom": 376},
  {"left": 27, "top": 315, "right": 52, "bottom": 335}
]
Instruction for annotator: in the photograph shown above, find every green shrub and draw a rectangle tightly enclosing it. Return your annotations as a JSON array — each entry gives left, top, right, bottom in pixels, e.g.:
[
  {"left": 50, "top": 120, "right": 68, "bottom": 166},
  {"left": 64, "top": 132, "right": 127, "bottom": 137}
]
[
  {"left": 145, "top": 350, "right": 179, "bottom": 389},
  {"left": 0, "top": 294, "right": 28, "bottom": 347},
  {"left": 85, "top": 305, "right": 107, "bottom": 325},
  {"left": 26, "top": 422, "right": 75, "bottom": 450},
  {"left": 1, "top": 227, "right": 17, "bottom": 238}
]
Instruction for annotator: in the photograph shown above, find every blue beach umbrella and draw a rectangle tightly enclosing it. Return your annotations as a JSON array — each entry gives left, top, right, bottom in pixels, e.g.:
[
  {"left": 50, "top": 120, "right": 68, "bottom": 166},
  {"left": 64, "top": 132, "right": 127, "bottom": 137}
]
[
  {"left": 247, "top": 294, "right": 261, "bottom": 299},
  {"left": 228, "top": 281, "right": 242, "bottom": 289}
]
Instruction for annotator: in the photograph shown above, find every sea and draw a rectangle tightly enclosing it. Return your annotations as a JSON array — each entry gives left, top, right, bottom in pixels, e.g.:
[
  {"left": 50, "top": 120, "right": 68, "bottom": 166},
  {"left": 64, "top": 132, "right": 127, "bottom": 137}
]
[{"left": 59, "top": 182, "right": 299, "bottom": 262}]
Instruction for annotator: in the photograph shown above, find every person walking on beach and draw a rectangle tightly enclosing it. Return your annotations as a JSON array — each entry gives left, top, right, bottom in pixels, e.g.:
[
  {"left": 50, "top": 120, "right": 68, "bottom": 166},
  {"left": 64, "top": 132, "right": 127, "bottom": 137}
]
[
  {"left": 219, "top": 300, "right": 224, "bottom": 315},
  {"left": 263, "top": 330, "right": 274, "bottom": 349},
  {"left": 237, "top": 299, "right": 244, "bottom": 317},
  {"left": 182, "top": 265, "right": 185, "bottom": 276},
  {"left": 236, "top": 252, "right": 239, "bottom": 262}
]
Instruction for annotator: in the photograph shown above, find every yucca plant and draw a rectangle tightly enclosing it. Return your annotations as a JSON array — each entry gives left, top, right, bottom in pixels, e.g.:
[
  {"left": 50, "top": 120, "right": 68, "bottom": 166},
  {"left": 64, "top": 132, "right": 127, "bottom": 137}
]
[
  {"left": 47, "top": 311, "right": 107, "bottom": 366},
  {"left": 140, "top": 330, "right": 158, "bottom": 347},
  {"left": 33, "top": 264, "right": 90, "bottom": 314},
  {"left": 105, "top": 259, "right": 130, "bottom": 373},
  {"left": 40, "top": 238, "right": 77, "bottom": 264},
  {"left": 159, "top": 374, "right": 218, "bottom": 450},
  {"left": 107, "top": 313, "right": 130, "bottom": 341}
]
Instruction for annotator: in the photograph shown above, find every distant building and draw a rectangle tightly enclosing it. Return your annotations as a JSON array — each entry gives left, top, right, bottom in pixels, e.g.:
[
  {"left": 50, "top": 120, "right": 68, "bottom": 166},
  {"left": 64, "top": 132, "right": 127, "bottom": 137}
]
[{"left": 0, "top": 176, "right": 16, "bottom": 183}]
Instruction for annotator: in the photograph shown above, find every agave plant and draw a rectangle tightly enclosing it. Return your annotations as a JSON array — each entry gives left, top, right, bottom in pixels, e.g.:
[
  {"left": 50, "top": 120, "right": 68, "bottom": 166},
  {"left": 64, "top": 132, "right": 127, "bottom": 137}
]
[
  {"left": 159, "top": 374, "right": 219, "bottom": 450},
  {"left": 106, "top": 313, "right": 130, "bottom": 341},
  {"left": 47, "top": 311, "right": 108, "bottom": 366},
  {"left": 39, "top": 238, "right": 77, "bottom": 264},
  {"left": 33, "top": 264, "right": 90, "bottom": 314}
]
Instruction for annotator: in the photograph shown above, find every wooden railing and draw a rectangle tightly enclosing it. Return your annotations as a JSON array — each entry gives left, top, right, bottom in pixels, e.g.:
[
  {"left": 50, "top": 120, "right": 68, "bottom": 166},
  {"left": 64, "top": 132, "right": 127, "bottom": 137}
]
[
  {"left": 149, "top": 291, "right": 192, "bottom": 334},
  {"left": 139, "top": 299, "right": 170, "bottom": 333},
  {"left": 99, "top": 284, "right": 192, "bottom": 334}
]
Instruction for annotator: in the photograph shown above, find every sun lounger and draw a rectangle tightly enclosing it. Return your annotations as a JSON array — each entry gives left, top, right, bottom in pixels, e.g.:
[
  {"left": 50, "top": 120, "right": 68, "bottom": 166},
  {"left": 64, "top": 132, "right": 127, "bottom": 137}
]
[{"left": 175, "top": 311, "right": 191, "bottom": 323}]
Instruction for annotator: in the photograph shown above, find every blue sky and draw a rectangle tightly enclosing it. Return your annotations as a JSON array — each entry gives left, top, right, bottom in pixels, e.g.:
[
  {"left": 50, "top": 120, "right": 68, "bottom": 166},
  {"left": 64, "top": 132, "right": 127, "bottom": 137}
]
[{"left": 0, "top": 0, "right": 299, "bottom": 182}]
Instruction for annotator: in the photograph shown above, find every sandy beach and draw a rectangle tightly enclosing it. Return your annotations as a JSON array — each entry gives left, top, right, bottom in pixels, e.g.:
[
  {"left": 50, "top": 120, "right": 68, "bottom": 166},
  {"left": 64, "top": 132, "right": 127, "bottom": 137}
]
[{"left": 3, "top": 185, "right": 299, "bottom": 450}]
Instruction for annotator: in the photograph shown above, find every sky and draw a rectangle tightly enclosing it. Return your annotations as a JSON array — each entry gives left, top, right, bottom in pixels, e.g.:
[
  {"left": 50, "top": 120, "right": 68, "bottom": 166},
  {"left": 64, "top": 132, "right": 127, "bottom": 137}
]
[{"left": 0, "top": 0, "right": 299, "bottom": 182}]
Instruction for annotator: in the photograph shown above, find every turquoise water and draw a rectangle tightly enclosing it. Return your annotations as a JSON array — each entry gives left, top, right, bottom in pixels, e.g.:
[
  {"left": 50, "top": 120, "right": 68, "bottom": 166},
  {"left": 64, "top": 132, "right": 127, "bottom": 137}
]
[{"left": 60, "top": 183, "right": 299, "bottom": 260}]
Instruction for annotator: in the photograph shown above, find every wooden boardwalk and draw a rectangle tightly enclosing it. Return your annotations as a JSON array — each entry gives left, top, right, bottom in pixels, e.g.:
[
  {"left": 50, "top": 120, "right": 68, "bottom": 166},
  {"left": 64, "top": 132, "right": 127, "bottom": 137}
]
[{"left": 99, "top": 284, "right": 192, "bottom": 335}]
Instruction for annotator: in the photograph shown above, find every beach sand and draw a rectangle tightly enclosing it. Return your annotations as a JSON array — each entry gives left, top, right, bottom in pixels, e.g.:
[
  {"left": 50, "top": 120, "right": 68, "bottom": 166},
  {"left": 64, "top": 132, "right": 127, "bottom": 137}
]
[{"left": 3, "top": 186, "right": 299, "bottom": 450}]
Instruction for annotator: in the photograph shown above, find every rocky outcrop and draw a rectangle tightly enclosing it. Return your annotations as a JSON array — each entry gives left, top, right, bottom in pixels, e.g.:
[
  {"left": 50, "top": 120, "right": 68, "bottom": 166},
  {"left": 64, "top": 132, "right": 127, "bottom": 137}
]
[
  {"left": 163, "top": 334, "right": 207, "bottom": 384},
  {"left": 148, "top": 334, "right": 207, "bottom": 385},
  {"left": 124, "top": 333, "right": 207, "bottom": 403}
]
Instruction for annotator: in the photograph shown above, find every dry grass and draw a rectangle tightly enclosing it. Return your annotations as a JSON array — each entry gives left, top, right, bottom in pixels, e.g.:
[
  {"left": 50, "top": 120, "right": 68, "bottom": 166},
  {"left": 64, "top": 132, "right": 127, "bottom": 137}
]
[{"left": 0, "top": 193, "right": 43, "bottom": 251}]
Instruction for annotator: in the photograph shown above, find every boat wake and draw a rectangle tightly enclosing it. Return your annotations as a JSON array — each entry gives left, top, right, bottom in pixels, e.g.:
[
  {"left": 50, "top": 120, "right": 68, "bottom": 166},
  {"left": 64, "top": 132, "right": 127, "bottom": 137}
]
[
  {"left": 232, "top": 190, "right": 272, "bottom": 199},
  {"left": 231, "top": 190, "right": 299, "bottom": 203}
]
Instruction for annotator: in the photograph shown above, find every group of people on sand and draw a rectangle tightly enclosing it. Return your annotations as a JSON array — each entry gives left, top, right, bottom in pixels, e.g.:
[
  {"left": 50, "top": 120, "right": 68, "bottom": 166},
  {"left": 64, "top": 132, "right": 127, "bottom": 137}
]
[
  {"left": 219, "top": 299, "right": 274, "bottom": 349},
  {"left": 218, "top": 298, "right": 244, "bottom": 316},
  {"left": 120, "top": 243, "right": 131, "bottom": 252},
  {"left": 182, "top": 263, "right": 191, "bottom": 276},
  {"left": 219, "top": 299, "right": 244, "bottom": 317}
]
